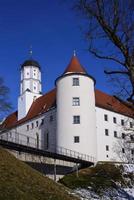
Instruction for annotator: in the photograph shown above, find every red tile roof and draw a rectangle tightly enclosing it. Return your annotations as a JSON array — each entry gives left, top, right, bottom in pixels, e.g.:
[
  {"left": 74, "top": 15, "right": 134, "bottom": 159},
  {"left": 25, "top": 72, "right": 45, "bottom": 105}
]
[
  {"left": 63, "top": 55, "right": 87, "bottom": 74},
  {"left": 2, "top": 89, "right": 56, "bottom": 129},
  {"left": 95, "top": 89, "right": 133, "bottom": 117},
  {"left": 2, "top": 89, "right": 133, "bottom": 130}
]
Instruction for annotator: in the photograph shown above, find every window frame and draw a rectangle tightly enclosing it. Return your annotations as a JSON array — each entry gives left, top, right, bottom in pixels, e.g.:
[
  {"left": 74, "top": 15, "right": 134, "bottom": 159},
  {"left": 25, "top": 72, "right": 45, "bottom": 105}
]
[
  {"left": 113, "top": 117, "right": 117, "bottom": 124},
  {"left": 106, "top": 145, "right": 109, "bottom": 151},
  {"left": 74, "top": 136, "right": 80, "bottom": 143},
  {"left": 72, "top": 97, "right": 80, "bottom": 106},
  {"left": 114, "top": 131, "right": 117, "bottom": 138},
  {"left": 72, "top": 77, "right": 79, "bottom": 86},
  {"left": 73, "top": 115, "right": 80, "bottom": 124},
  {"left": 105, "top": 129, "right": 109, "bottom": 136},
  {"left": 104, "top": 114, "right": 108, "bottom": 121}
]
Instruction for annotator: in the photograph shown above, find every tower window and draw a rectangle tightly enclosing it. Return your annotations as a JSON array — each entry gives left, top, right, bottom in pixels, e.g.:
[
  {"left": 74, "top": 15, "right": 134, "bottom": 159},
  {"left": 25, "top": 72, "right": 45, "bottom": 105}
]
[
  {"left": 27, "top": 72, "right": 29, "bottom": 75},
  {"left": 73, "top": 116, "right": 80, "bottom": 124},
  {"left": 106, "top": 145, "right": 109, "bottom": 151},
  {"left": 34, "top": 86, "right": 36, "bottom": 90},
  {"left": 73, "top": 78, "right": 79, "bottom": 86},
  {"left": 72, "top": 97, "right": 80, "bottom": 106},
  {"left": 74, "top": 136, "right": 80, "bottom": 143},
  {"left": 113, "top": 117, "right": 117, "bottom": 123},
  {"left": 105, "top": 129, "right": 109, "bottom": 136},
  {"left": 104, "top": 114, "right": 108, "bottom": 121}
]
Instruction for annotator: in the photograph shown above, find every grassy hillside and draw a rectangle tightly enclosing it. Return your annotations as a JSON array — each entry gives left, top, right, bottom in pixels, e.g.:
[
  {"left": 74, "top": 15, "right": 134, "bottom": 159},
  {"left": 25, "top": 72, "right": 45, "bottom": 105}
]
[
  {"left": 59, "top": 163, "right": 134, "bottom": 194},
  {"left": 0, "top": 147, "right": 79, "bottom": 200}
]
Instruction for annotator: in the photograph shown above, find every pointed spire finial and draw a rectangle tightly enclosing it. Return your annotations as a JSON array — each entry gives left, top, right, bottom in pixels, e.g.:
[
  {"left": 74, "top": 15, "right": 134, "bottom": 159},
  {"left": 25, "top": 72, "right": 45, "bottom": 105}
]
[
  {"left": 29, "top": 45, "right": 33, "bottom": 58},
  {"left": 73, "top": 49, "right": 76, "bottom": 56}
]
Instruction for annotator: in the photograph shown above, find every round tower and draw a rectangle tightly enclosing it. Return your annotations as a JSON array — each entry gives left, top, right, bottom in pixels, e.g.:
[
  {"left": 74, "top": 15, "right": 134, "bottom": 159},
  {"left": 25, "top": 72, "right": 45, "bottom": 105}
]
[
  {"left": 18, "top": 59, "right": 42, "bottom": 120},
  {"left": 55, "top": 54, "right": 97, "bottom": 161}
]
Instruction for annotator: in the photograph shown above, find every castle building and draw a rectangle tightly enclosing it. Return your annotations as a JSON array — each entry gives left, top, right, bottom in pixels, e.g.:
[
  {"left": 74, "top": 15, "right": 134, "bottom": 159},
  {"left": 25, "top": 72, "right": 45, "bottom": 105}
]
[{"left": 1, "top": 54, "right": 134, "bottom": 163}]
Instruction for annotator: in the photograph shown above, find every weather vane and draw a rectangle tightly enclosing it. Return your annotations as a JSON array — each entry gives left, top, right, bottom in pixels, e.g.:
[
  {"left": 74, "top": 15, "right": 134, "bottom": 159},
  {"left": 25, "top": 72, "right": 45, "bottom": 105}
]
[
  {"left": 73, "top": 49, "right": 76, "bottom": 56},
  {"left": 29, "top": 45, "right": 33, "bottom": 58}
]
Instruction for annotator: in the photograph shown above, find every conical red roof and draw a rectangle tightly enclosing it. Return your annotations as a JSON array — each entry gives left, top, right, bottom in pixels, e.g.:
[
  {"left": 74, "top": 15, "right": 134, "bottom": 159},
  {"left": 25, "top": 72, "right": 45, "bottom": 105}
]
[{"left": 63, "top": 55, "right": 87, "bottom": 74}]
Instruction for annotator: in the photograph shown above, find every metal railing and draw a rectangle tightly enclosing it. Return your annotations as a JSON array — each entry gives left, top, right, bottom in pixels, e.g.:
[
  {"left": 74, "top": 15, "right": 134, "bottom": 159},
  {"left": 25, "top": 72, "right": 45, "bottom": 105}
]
[{"left": 0, "top": 131, "right": 95, "bottom": 163}]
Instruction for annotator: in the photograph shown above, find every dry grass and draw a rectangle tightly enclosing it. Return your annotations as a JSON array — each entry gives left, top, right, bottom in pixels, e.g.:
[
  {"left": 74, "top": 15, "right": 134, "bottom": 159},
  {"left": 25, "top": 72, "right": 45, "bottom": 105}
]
[{"left": 0, "top": 147, "right": 79, "bottom": 200}]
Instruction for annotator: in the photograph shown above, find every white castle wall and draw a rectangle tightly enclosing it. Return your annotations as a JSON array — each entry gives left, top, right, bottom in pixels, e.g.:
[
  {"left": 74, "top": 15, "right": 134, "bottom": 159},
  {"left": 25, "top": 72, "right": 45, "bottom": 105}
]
[
  {"left": 2, "top": 108, "right": 56, "bottom": 152},
  {"left": 56, "top": 74, "right": 97, "bottom": 160},
  {"left": 96, "top": 107, "right": 134, "bottom": 162}
]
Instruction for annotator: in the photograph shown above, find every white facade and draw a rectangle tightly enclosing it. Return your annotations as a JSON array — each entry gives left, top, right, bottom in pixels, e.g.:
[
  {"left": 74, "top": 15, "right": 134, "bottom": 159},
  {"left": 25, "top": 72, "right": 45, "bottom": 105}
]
[
  {"left": 56, "top": 74, "right": 97, "bottom": 160},
  {"left": 96, "top": 107, "right": 134, "bottom": 162}
]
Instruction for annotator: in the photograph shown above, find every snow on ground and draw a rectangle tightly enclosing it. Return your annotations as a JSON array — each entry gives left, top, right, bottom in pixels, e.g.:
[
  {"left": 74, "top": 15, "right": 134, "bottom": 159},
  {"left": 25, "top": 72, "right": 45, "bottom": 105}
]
[
  {"left": 73, "top": 164, "right": 134, "bottom": 200},
  {"left": 74, "top": 187, "right": 134, "bottom": 200}
]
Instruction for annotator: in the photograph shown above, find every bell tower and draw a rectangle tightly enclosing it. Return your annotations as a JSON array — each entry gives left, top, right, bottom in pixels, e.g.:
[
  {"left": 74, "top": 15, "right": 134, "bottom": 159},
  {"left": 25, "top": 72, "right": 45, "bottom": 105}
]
[{"left": 18, "top": 52, "right": 42, "bottom": 120}]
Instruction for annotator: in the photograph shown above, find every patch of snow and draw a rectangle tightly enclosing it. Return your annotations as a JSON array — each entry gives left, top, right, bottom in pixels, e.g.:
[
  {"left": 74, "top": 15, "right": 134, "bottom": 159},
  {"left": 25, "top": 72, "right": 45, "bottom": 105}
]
[
  {"left": 74, "top": 187, "right": 134, "bottom": 200},
  {"left": 123, "top": 164, "right": 134, "bottom": 173}
]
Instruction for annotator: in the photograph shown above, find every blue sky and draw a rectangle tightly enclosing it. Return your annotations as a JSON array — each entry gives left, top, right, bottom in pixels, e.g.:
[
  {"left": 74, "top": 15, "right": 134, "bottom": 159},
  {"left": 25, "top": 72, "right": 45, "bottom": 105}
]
[{"left": 0, "top": 0, "right": 115, "bottom": 112}]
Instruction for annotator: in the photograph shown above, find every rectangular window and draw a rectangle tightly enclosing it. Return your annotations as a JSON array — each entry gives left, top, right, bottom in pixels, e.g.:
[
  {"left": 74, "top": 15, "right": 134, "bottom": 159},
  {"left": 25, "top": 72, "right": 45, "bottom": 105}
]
[
  {"left": 130, "top": 122, "right": 133, "bottom": 128},
  {"left": 105, "top": 129, "right": 109, "bottom": 136},
  {"left": 41, "top": 119, "right": 44, "bottom": 125},
  {"left": 27, "top": 137, "right": 29, "bottom": 144},
  {"left": 50, "top": 115, "right": 53, "bottom": 122},
  {"left": 113, "top": 117, "right": 117, "bottom": 123},
  {"left": 130, "top": 135, "right": 134, "bottom": 141},
  {"left": 27, "top": 125, "right": 29, "bottom": 131},
  {"left": 114, "top": 131, "right": 117, "bottom": 138},
  {"left": 72, "top": 97, "right": 80, "bottom": 106},
  {"left": 122, "top": 133, "right": 125, "bottom": 139},
  {"left": 104, "top": 114, "right": 108, "bottom": 121},
  {"left": 74, "top": 136, "right": 80, "bottom": 143},
  {"left": 73, "top": 78, "right": 79, "bottom": 86},
  {"left": 36, "top": 121, "right": 38, "bottom": 127},
  {"left": 73, "top": 116, "right": 80, "bottom": 124},
  {"left": 121, "top": 119, "right": 124, "bottom": 126},
  {"left": 31, "top": 123, "right": 34, "bottom": 129},
  {"left": 122, "top": 148, "right": 125, "bottom": 153},
  {"left": 46, "top": 132, "right": 49, "bottom": 149},
  {"left": 106, "top": 145, "right": 109, "bottom": 151},
  {"left": 131, "top": 150, "right": 134, "bottom": 155}
]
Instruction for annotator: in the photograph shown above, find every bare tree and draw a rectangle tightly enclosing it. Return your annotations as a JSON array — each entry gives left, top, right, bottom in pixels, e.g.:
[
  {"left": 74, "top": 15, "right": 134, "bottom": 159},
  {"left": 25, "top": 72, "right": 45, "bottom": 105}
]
[
  {"left": 0, "top": 77, "right": 12, "bottom": 122},
  {"left": 113, "top": 118, "right": 134, "bottom": 163},
  {"left": 73, "top": 0, "right": 134, "bottom": 104}
]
